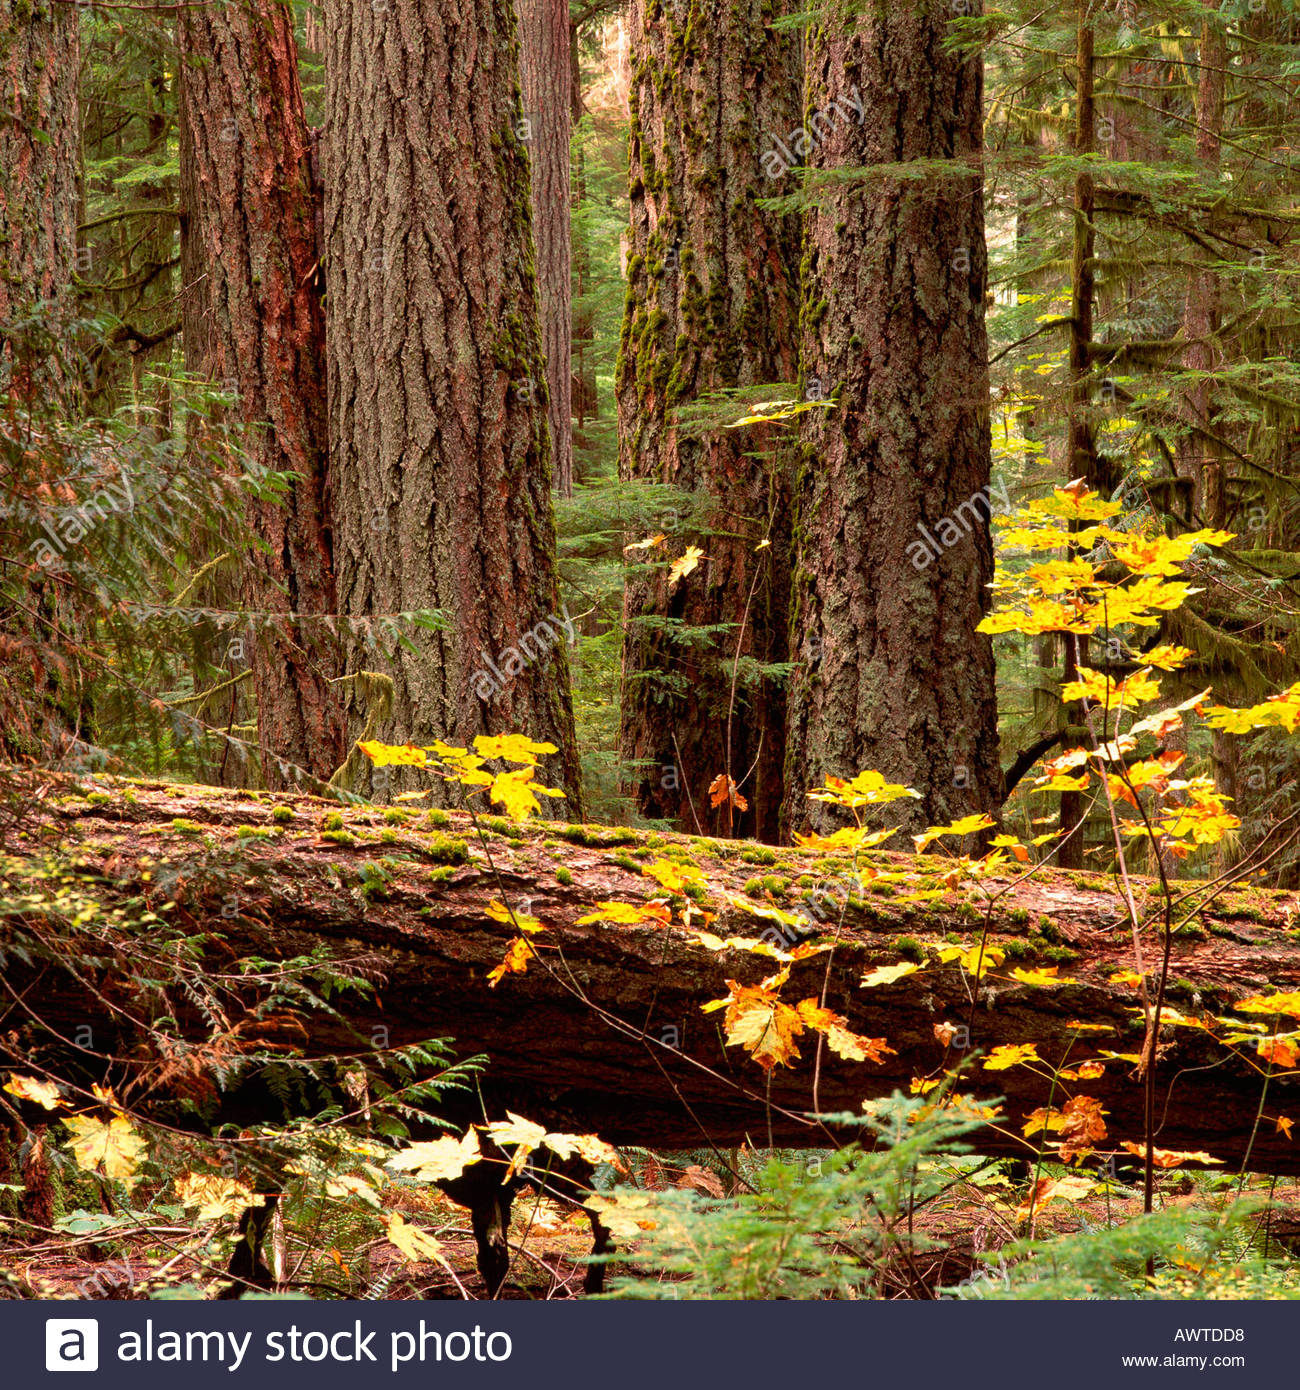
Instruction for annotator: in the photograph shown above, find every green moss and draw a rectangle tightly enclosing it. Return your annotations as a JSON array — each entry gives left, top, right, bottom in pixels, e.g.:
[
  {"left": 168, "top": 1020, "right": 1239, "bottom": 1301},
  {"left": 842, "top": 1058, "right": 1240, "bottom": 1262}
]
[
  {"left": 358, "top": 862, "right": 394, "bottom": 901},
  {"left": 427, "top": 866, "right": 456, "bottom": 886},
  {"left": 425, "top": 809, "right": 450, "bottom": 828},
  {"left": 609, "top": 851, "right": 641, "bottom": 874},
  {"left": 1036, "top": 915, "right": 1061, "bottom": 942},
  {"left": 555, "top": 867, "right": 574, "bottom": 887},
  {"left": 384, "top": 808, "right": 413, "bottom": 826},
  {"left": 170, "top": 817, "right": 203, "bottom": 835},
  {"left": 744, "top": 876, "right": 764, "bottom": 896},
  {"left": 1007, "top": 907, "right": 1030, "bottom": 926},
  {"left": 86, "top": 792, "right": 111, "bottom": 807},
  {"left": 380, "top": 828, "right": 399, "bottom": 844},
  {"left": 272, "top": 806, "right": 295, "bottom": 825},
  {"left": 482, "top": 816, "right": 511, "bottom": 836},
  {"left": 322, "top": 811, "right": 344, "bottom": 832},
  {"left": 426, "top": 834, "right": 469, "bottom": 865},
  {"left": 893, "top": 936, "right": 925, "bottom": 964},
  {"left": 1044, "top": 945, "right": 1081, "bottom": 964},
  {"left": 1001, "top": 938, "right": 1036, "bottom": 961},
  {"left": 322, "top": 829, "right": 357, "bottom": 848},
  {"left": 236, "top": 825, "right": 272, "bottom": 840},
  {"left": 740, "top": 846, "right": 777, "bottom": 865}
]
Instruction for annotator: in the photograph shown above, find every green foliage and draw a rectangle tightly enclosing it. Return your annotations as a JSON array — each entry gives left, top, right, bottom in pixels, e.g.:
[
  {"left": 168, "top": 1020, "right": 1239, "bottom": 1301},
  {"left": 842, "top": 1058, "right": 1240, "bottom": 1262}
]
[{"left": 602, "top": 1095, "right": 985, "bottom": 1299}]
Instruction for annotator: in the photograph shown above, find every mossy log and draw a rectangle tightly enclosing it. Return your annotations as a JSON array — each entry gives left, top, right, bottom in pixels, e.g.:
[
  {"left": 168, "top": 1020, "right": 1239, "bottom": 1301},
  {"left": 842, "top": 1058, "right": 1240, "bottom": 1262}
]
[{"left": 10, "top": 773, "right": 1300, "bottom": 1173}]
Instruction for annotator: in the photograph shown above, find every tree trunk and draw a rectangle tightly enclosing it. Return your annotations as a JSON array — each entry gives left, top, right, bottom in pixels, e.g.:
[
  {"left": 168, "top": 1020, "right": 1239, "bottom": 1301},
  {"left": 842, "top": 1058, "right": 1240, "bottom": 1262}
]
[
  {"left": 1056, "top": 6, "right": 1098, "bottom": 871},
  {"left": 0, "top": 0, "right": 78, "bottom": 388},
  {"left": 569, "top": 18, "right": 599, "bottom": 440},
  {"left": 518, "top": 0, "right": 574, "bottom": 498},
  {"left": 17, "top": 771, "right": 1300, "bottom": 1174},
  {"left": 783, "top": 0, "right": 1002, "bottom": 839},
  {"left": 178, "top": 2, "right": 346, "bottom": 792},
  {"left": 0, "top": 0, "right": 79, "bottom": 758},
  {"left": 325, "top": 0, "right": 582, "bottom": 811},
  {"left": 616, "top": 0, "right": 800, "bottom": 842}
]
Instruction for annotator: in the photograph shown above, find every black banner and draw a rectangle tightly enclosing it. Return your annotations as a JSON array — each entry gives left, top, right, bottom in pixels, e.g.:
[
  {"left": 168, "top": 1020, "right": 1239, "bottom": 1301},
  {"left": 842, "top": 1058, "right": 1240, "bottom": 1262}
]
[{"left": 5, "top": 1299, "right": 1277, "bottom": 1388}]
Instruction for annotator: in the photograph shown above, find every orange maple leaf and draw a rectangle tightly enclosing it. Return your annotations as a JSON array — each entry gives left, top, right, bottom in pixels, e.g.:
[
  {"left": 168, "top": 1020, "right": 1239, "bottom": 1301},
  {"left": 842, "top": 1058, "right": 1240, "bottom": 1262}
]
[{"left": 708, "top": 773, "right": 749, "bottom": 813}]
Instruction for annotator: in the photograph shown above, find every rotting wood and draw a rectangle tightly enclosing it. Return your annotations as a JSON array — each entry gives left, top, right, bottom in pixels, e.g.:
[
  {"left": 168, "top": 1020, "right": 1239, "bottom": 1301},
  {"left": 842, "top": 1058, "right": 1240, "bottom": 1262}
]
[{"left": 8, "top": 772, "right": 1300, "bottom": 1173}]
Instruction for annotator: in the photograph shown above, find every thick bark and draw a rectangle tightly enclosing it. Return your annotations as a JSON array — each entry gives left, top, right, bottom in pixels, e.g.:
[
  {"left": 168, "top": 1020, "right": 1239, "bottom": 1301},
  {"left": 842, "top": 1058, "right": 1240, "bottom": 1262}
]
[
  {"left": 0, "top": 0, "right": 78, "bottom": 758},
  {"left": 783, "top": 0, "right": 1002, "bottom": 839},
  {"left": 18, "top": 772, "right": 1300, "bottom": 1174},
  {"left": 325, "top": 0, "right": 581, "bottom": 811},
  {"left": 0, "top": 0, "right": 78, "bottom": 385},
  {"left": 178, "top": 2, "right": 346, "bottom": 792},
  {"left": 1056, "top": 8, "right": 1098, "bottom": 871},
  {"left": 616, "top": 0, "right": 800, "bottom": 842},
  {"left": 518, "top": 0, "right": 574, "bottom": 498}
]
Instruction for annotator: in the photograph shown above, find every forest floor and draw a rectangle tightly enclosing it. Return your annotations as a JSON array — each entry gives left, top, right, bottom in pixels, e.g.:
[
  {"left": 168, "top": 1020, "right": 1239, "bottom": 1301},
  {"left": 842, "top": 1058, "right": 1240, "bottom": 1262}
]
[{"left": 18, "top": 1170, "right": 1300, "bottom": 1301}]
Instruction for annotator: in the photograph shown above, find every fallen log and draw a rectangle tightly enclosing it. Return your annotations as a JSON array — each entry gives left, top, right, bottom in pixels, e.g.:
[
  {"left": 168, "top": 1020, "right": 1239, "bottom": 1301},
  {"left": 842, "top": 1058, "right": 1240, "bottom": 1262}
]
[{"left": 7, "top": 772, "right": 1300, "bottom": 1173}]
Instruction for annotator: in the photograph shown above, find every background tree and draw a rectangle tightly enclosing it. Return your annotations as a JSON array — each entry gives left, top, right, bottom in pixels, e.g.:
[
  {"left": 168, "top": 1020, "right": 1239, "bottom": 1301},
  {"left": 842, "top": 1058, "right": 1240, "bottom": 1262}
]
[
  {"left": 518, "top": 0, "right": 574, "bottom": 498},
  {"left": 616, "top": 0, "right": 800, "bottom": 840},
  {"left": 178, "top": 0, "right": 345, "bottom": 789},
  {"left": 783, "top": 0, "right": 1004, "bottom": 837},
  {"left": 325, "top": 0, "right": 581, "bottom": 806},
  {"left": 0, "top": 0, "right": 78, "bottom": 384}
]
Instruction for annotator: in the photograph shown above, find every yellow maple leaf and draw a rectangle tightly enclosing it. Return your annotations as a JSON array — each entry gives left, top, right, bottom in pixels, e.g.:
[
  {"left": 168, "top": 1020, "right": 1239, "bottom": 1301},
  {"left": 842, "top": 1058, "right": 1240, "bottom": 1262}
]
[
  {"left": 1010, "top": 965, "right": 1067, "bottom": 987},
  {"left": 4, "top": 1074, "right": 65, "bottom": 1110},
  {"left": 585, "top": 1191, "right": 659, "bottom": 1240},
  {"left": 861, "top": 961, "right": 922, "bottom": 988},
  {"left": 482, "top": 1112, "right": 549, "bottom": 1178},
  {"left": 667, "top": 545, "right": 706, "bottom": 586},
  {"left": 1015, "top": 1174, "right": 1096, "bottom": 1221},
  {"left": 536, "top": 1130, "right": 623, "bottom": 1170},
  {"left": 1276, "top": 1116, "right": 1293, "bottom": 1140},
  {"left": 1202, "top": 681, "right": 1300, "bottom": 735},
  {"left": 175, "top": 1172, "right": 261, "bottom": 1221},
  {"left": 1118, "top": 1142, "right": 1223, "bottom": 1168},
  {"left": 386, "top": 1212, "right": 447, "bottom": 1264},
  {"left": 485, "top": 898, "right": 544, "bottom": 933},
  {"left": 806, "top": 769, "right": 922, "bottom": 809},
  {"left": 576, "top": 899, "right": 672, "bottom": 927},
  {"left": 643, "top": 857, "right": 705, "bottom": 894},
  {"left": 359, "top": 741, "right": 429, "bottom": 767},
  {"left": 822, "top": 1023, "right": 894, "bottom": 1065},
  {"left": 64, "top": 1114, "right": 147, "bottom": 1188},
  {"left": 623, "top": 533, "right": 667, "bottom": 553},
  {"left": 984, "top": 1043, "right": 1041, "bottom": 1071},
  {"left": 912, "top": 811, "right": 996, "bottom": 851},
  {"left": 961, "top": 944, "right": 1005, "bottom": 978},
  {"left": 1235, "top": 991, "right": 1300, "bottom": 1018},
  {"left": 794, "top": 826, "right": 899, "bottom": 851},
  {"left": 387, "top": 1129, "right": 482, "bottom": 1182},
  {"left": 472, "top": 733, "right": 558, "bottom": 765},
  {"left": 1142, "top": 644, "right": 1196, "bottom": 671},
  {"left": 711, "top": 982, "right": 805, "bottom": 1070},
  {"left": 488, "top": 766, "right": 564, "bottom": 820}
]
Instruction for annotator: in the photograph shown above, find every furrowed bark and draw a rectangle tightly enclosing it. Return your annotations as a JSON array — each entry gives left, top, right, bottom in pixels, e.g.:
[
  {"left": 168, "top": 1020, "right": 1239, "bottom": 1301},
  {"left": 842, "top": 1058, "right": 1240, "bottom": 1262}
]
[
  {"left": 783, "top": 0, "right": 1003, "bottom": 841},
  {"left": 178, "top": 2, "right": 346, "bottom": 790},
  {"left": 616, "top": 0, "right": 800, "bottom": 841},
  {"left": 518, "top": 0, "right": 574, "bottom": 498},
  {"left": 325, "top": 0, "right": 581, "bottom": 810},
  {"left": 16, "top": 773, "right": 1300, "bottom": 1175}
]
